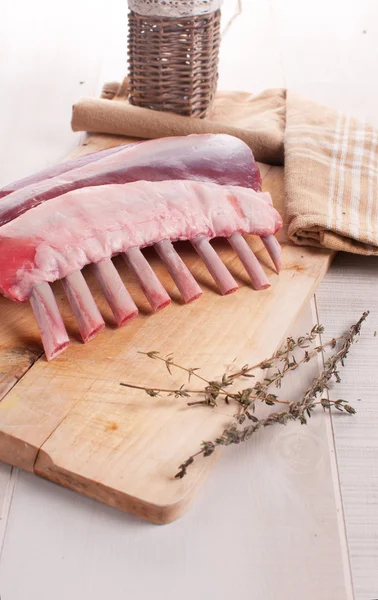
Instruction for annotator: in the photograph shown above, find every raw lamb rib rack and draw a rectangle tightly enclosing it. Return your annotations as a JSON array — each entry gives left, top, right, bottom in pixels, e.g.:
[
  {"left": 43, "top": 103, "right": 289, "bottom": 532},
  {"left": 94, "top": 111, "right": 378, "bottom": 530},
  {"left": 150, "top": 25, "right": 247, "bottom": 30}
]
[{"left": 0, "top": 134, "right": 283, "bottom": 360}]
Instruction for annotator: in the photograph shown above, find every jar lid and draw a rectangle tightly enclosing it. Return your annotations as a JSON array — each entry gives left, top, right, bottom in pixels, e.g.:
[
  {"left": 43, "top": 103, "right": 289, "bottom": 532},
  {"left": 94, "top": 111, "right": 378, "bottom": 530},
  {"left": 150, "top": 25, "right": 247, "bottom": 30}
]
[{"left": 128, "top": 0, "right": 223, "bottom": 18}]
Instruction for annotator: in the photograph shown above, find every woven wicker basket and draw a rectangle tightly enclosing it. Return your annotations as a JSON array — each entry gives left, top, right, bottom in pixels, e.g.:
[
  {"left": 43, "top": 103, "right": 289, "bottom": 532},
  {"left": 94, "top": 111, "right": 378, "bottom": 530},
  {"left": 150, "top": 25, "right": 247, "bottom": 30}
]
[{"left": 127, "top": 2, "right": 222, "bottom": 118}]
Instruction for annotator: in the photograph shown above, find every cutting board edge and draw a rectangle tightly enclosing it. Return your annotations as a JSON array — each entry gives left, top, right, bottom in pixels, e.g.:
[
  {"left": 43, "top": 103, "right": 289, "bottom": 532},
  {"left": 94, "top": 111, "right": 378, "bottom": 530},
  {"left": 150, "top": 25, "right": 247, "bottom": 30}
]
[
  {"left": 33, "top": 447, "right": 219, "bottom": 525},
  {"left": 27, "top": 248, "right": 335, "bottom": 524},
  {"left": 0, "top": 430, "right": 38, "bottom": 473},
  {"left": 0, "top": 133, "right": 336, "bottom": 523}
]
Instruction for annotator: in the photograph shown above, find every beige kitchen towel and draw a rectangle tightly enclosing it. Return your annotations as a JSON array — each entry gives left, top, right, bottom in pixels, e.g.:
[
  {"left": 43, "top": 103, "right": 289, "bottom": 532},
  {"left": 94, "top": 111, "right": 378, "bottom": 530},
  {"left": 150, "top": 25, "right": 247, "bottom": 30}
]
[
  {"left": 72, "top": 80, "right": 378, "bottom": 255},
  {"left": 72, "top": 88, "right": 285, "bottom": 166}
]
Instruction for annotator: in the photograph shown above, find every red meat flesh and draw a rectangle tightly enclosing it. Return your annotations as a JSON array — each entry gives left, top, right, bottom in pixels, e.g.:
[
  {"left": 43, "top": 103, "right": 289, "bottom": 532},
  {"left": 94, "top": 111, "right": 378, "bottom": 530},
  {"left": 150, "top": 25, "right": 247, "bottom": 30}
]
[{"left": 0, "top": 134, "right": 262, "bottom": 226}]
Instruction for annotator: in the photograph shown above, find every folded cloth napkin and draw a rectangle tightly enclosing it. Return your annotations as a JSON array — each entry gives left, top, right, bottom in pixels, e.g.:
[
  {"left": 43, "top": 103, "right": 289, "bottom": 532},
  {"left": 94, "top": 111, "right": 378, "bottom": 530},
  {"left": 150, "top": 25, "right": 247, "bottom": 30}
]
[{"left": 72, "top": 79, "right": 378, "bottom": 256}]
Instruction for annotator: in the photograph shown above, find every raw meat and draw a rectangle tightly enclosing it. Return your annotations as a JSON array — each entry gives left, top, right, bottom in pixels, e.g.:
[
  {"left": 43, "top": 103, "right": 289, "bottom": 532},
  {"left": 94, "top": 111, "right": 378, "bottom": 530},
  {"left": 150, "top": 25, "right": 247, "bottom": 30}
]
[
  {"left": 0, "top": 134, "right": 282, "bottom": 360},
  {"left": 0, "top": 180, "right": 281, "bottom": 302},
  {"left": 0, "top": 134, "right": 262, "bottom": 226},
  {"left": 0, "top": 144, "right": 131, "bottom": 199}
]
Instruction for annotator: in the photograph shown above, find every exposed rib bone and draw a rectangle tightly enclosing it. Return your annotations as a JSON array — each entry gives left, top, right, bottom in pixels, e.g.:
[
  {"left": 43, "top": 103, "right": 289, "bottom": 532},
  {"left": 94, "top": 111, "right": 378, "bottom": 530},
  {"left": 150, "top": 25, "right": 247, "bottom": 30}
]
[
  {"left": 191, "top": 236, "right": 238, "bottom": 295},
  {"left": 123, "top": 247, "right": 171, "bottom": 312},
  {"left": 155, "top": 240, "right": 203, "bottom": 303},
  {"left": 92, "top": 258, "right": 138, "bottom": 326},
  {"left": 262, "top": 234, "right": 282, "bottom": 273},
  {"left": 30, "top": 282, "right": 70, "bottom": 361},
  {"left": 228, "top": 232, "right": 270, "bottom": 290},
  {"left": 62, "top": 271, "right": 105, "bottom": 342}
]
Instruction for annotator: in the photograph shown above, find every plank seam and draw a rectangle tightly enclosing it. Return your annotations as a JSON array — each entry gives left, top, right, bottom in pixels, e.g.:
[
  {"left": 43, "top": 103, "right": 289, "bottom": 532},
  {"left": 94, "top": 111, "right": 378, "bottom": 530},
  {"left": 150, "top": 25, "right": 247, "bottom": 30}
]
[
  {"left": 31, "top": 399, "right": 88, "bottom": 474},
  {"left": 314, "top": 294, "right": 355, "bottom": 600},
  {"left": 0, "top": 349, "right": 43, "bottom": 404},
  {"left": 0, "top": 467, "right": 19, "bottom": 563}
]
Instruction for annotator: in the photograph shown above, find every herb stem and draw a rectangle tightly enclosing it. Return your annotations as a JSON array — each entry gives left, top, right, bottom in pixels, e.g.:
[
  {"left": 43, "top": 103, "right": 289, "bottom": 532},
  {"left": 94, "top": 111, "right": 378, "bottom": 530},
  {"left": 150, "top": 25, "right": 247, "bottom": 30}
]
[
  {"left": 138, "top": 351, "right": 210, "bottom": 385},
  {"left": 228, "top": 334, "right": 343, "bottom": 381},
  {"left": 120, "top": 380, "right": 352, "bottom": 410},
  {"left": 120, "top": 382, "right": 192, "bottom": 394},
  {"left": 120, "top": 381, "right": 292, "bottom": 405}
]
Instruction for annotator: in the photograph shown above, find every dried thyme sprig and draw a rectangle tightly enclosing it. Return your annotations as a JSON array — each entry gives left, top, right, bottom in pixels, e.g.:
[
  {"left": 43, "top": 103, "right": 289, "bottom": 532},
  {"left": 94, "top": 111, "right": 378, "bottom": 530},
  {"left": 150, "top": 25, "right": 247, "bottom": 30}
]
[
  {"left": 119, "top": 312, "right": 368, "bottom": 478},
  {"left": 226, "top": 324, "right": 332, "bottom": 380},
  {"left": 120, "top": 381, "right": 293, "bottom": 405},
  {"left": 126, "top": 324, "right": 335, "bottom": 409},
  {"left": 174, "top": 311, "right": 368, "bottom": 478},
  {"left": 121, "top": 330, "right": 342, "bottom": 410},
  {"left": 138, "top": 351, "right": 206, "bottom": 383},
  {"left": 136, "top": 351, "right": 235, "bottom": 406}
]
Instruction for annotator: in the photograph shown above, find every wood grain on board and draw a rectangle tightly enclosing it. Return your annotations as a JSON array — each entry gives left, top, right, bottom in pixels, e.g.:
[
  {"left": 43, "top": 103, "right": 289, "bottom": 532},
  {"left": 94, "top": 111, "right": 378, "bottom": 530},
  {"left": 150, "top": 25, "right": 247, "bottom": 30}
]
[{"left": 0, "top": 135, "right": 333, "bottom": 523}]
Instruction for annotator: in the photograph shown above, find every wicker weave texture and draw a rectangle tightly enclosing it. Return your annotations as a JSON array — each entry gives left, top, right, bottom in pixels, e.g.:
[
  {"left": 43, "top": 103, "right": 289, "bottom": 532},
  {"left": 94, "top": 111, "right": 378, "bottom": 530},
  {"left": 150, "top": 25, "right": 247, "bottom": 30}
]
[{"left": 127, "top": 10, "right": 221, "bottom": 118}]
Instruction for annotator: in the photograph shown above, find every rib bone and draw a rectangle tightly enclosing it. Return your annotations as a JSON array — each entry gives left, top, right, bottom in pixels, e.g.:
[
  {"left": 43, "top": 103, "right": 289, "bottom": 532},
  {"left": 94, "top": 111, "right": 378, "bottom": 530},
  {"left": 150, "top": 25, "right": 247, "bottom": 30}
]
[
  {"left": 155, "top": 240, "right": 203, "bottom": 303},
  {"left": 30, "top": 282, "right": 70, "bottom": 361},
  {"left": 62, "top": 271, "right": 105, "bottom": 342},
  {"left": 262, "top": 235, "right": 282, "bottom": 273},
  {"left": 191, "top": 236, "right": 238, "bottom": 295},
  {"left": 92, "top": 258, "right": 138, "bottom": 326},
  {"left": 123, "top": 247, "right": 171, "bottom": 312},
  {"left": 228, "top": 232, "right": 270, "bottom": 290}
]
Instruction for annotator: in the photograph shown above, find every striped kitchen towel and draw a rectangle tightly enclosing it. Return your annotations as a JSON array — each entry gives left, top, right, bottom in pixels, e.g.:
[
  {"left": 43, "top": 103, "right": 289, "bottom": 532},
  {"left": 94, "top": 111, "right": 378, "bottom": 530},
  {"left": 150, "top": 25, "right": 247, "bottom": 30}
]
[
  {"left": 72, "top": 82, "right": 378, "bottom": 256},
  {"left": 284, "top": 92, "right": 378, "bottom": 255}
]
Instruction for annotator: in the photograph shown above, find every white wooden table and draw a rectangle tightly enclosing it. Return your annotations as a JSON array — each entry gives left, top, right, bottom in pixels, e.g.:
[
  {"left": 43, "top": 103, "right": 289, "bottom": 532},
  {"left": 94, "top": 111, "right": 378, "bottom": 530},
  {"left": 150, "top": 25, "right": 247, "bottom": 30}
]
[{"left": 0, "top": 1, "right": 377, "bottom": 598}]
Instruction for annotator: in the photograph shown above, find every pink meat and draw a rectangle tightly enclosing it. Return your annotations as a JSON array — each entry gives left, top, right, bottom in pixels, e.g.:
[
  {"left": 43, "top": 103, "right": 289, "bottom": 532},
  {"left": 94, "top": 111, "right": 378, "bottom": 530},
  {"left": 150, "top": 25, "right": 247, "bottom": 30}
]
[
  {"left": 0, "top": 134, "right": 262, "bottom": 226},
  {"left": 0, "top": 180, "right": 281, "bottom": 303},
  {"left": 0, "top": 144, "right": 131, "bottom": 199},
  {"left": 0, "top": 134, "right": 280, "bottom": 361}
]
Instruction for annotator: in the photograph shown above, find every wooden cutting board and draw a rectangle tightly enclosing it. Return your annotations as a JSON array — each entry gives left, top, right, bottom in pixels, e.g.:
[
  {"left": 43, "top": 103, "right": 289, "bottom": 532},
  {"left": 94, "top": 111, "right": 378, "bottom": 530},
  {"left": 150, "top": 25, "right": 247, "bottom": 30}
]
[{"left": 0, "top": 134, "right": 333, "bottom": 523}]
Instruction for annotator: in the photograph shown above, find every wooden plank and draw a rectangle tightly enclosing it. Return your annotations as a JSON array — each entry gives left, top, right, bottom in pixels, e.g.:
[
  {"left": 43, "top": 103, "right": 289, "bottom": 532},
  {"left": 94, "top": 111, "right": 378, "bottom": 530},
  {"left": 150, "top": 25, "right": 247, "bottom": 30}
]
[
  {"left": 273, "top": 1, "right": 378, "bottom": 594},
  {"left": 0, "top": 155, "right": 333, "bottom": 521},
  {"left": 0, "top": 466, "right": 17, "bottom": 561},
  {"left": 316, "top": 253, "right": 378, "bottom": 600},
  {"left": 0, "top": 304, "right": 353, "bottom": 600}
]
